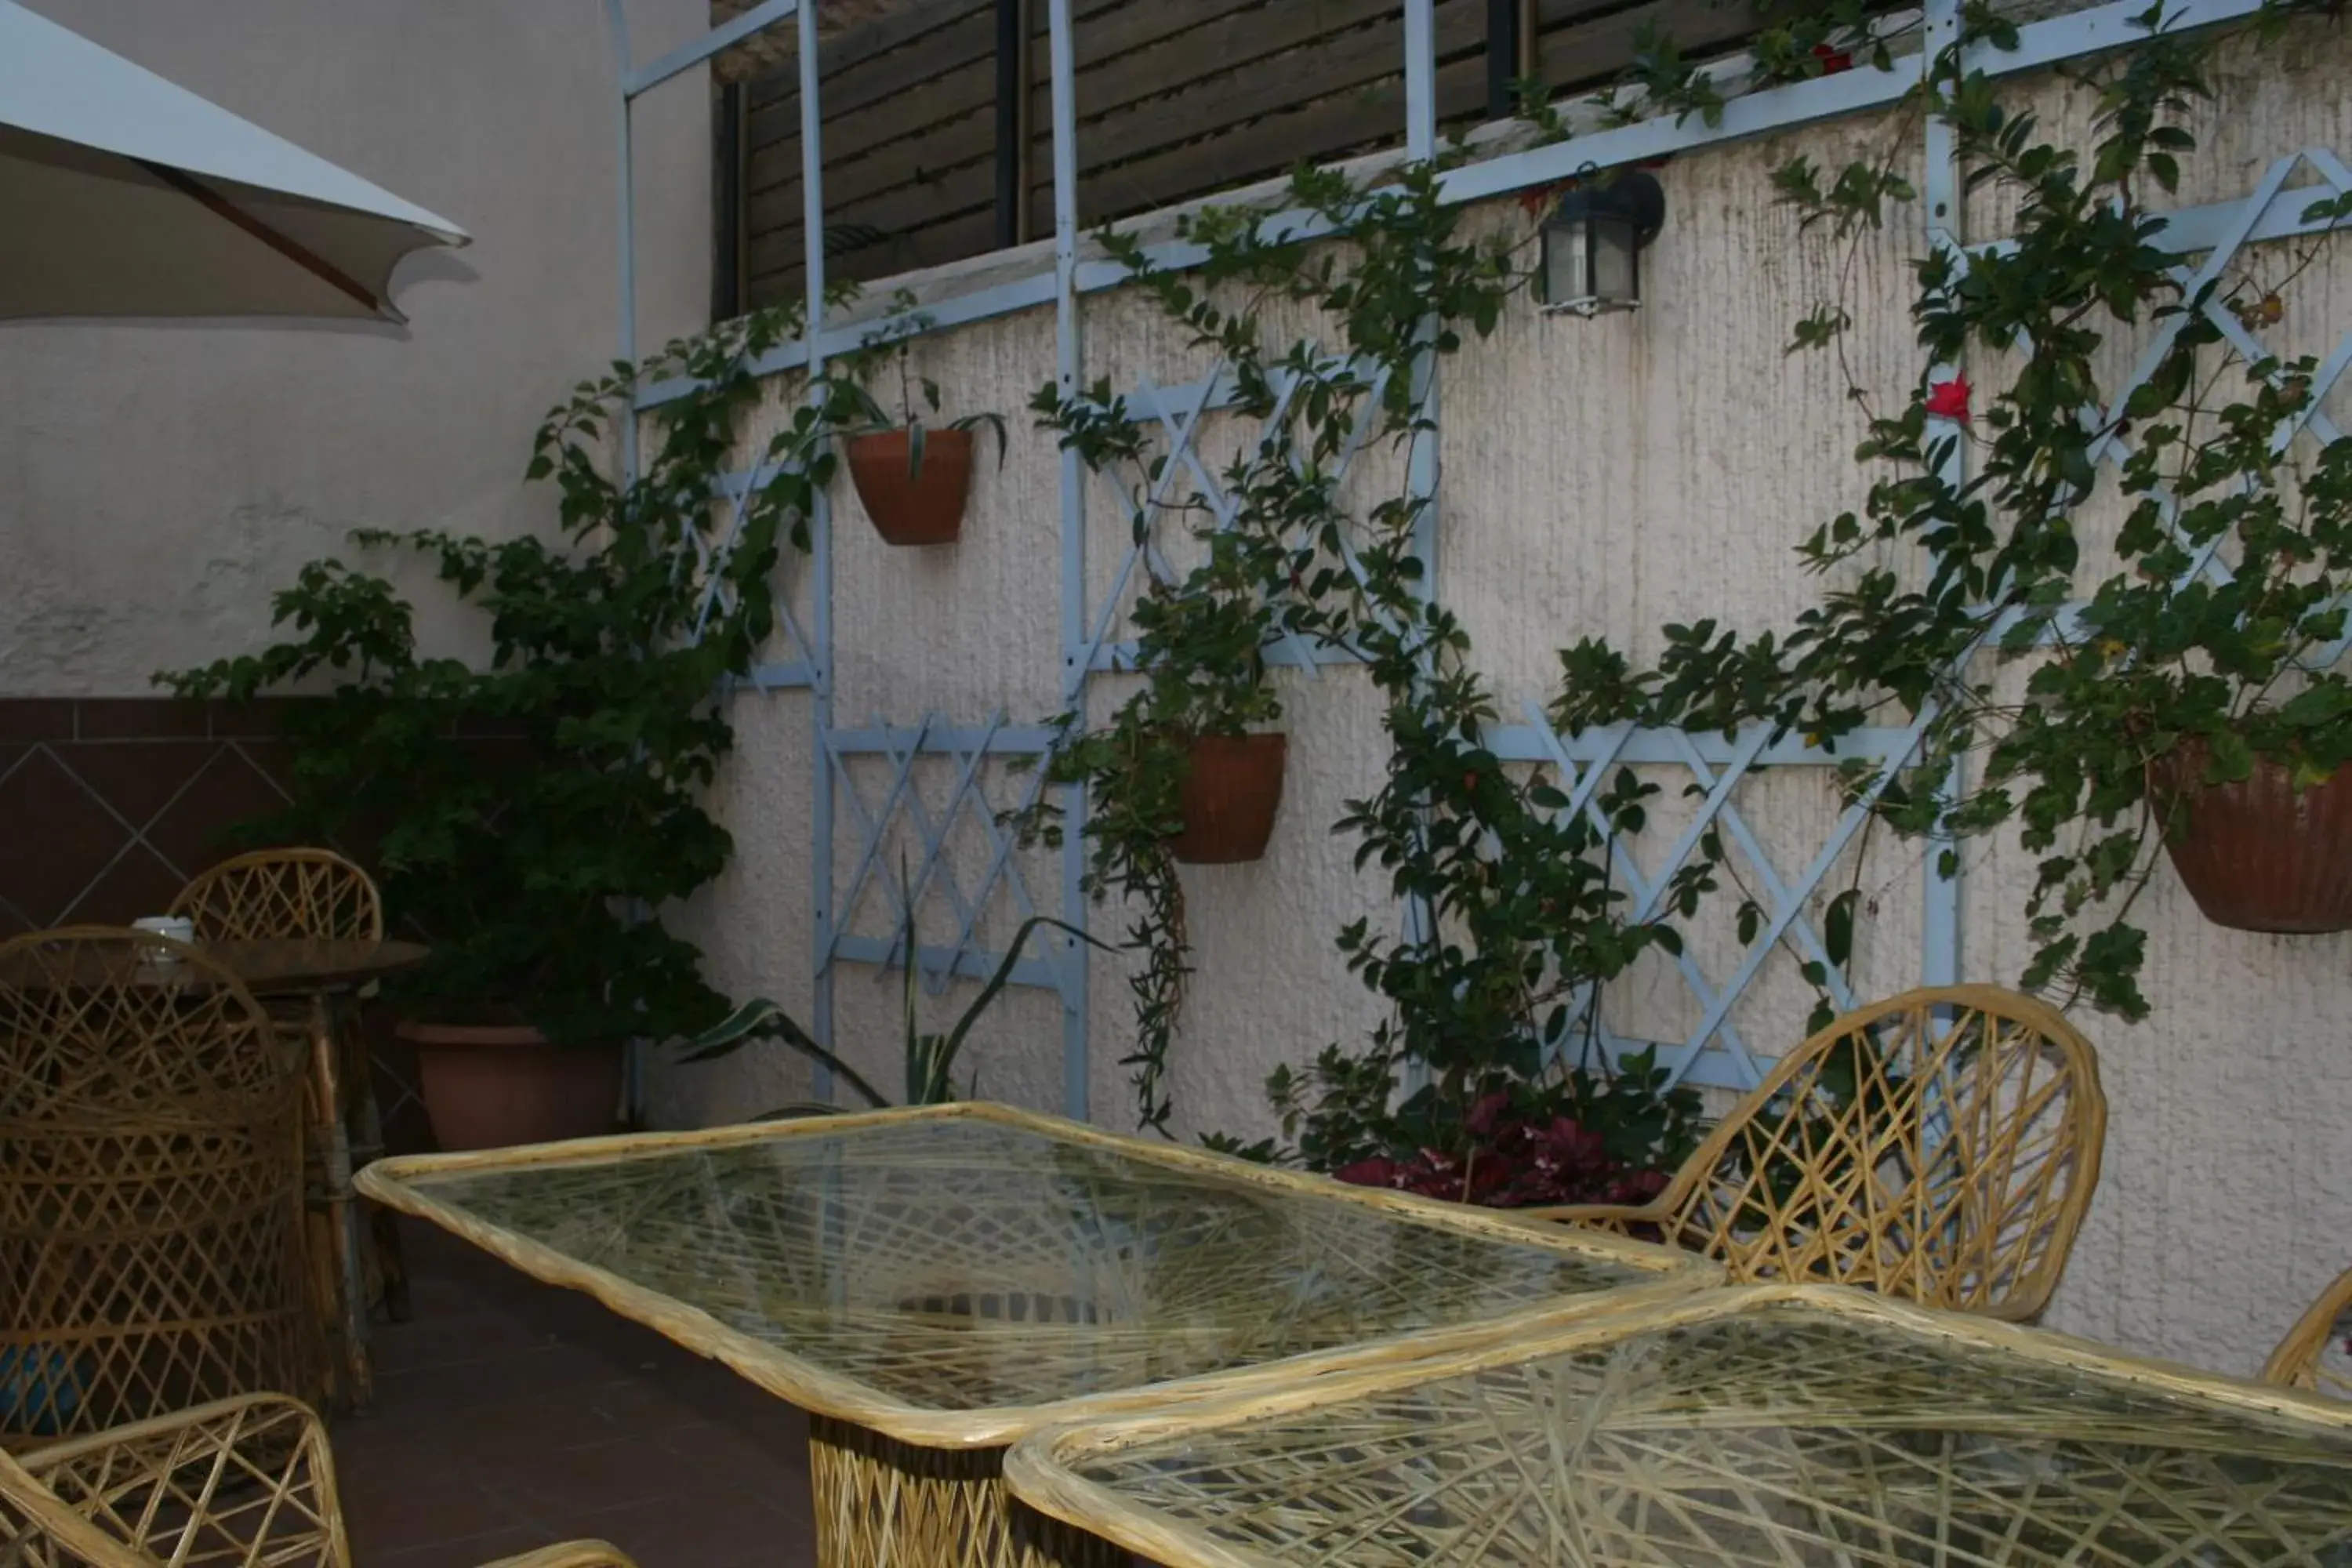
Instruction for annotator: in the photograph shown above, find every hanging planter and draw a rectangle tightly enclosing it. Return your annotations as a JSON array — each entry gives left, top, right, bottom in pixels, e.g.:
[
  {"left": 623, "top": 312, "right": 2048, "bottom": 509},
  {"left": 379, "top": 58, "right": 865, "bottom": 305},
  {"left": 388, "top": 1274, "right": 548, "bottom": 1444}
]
[
  {"left": 1171, "top": 733, "right": 1287, "bottom": 864},
  {"left": 846, "top": 426, "right": 974, "bottom": 546},
  {"left": 2147, "top": 736, "right": 2352, "bottom": 933},
  {"left": 832, "top": 311, "right": 1007, "bottom": 546}
]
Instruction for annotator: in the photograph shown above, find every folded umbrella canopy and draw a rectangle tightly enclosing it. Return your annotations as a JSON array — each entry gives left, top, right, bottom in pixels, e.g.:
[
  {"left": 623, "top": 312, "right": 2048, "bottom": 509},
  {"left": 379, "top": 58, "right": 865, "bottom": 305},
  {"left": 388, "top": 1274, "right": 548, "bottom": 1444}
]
[{"left": 0, "top": 0, "right": 468, "bottom": 322}]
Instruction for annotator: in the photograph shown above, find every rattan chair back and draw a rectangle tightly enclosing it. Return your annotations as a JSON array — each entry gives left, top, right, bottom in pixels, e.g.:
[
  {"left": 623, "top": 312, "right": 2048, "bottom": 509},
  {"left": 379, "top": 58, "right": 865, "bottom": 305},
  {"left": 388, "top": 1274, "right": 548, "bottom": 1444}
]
[
  {"left": 1, "top": 1443, "right": 132, "bottom": 1568},
  {"left": 170, "top": 849, "right": 384, "bottom": 943},
  {"left": 0, "top": 1395, "right": 339, "bottom": 1568},
  {"left": 1562, "top": 985, "right": 2105, "bottom": 1321},
  {"left": 0, "top": 928, "right": 314, "bottom": 1443},
  {"left": 0, "top": 1391, "right": 638, "bottom": 1568},
  {"left": 2265, "top": 1264, "right": 2352, "bottom": 1398}
]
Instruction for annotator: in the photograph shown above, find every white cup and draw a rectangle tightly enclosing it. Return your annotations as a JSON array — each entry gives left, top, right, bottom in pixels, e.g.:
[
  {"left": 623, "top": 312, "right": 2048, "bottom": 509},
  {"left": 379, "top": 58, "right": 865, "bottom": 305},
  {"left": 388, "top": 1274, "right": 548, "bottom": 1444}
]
[{"left": 130, "top": 916, "right": 195, "bottom": 958}]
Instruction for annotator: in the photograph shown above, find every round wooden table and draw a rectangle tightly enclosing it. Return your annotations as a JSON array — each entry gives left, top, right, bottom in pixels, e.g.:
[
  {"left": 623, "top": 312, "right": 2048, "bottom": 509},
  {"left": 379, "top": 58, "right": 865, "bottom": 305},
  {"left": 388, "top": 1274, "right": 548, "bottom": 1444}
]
[
  {"left": 0, "top": 937, "right": 426, "bottom": 994},
  {"left": 225, "top": 940, "right": 428, "bottom": 1413},
  {"left": 214, "top": 937, "right": 430, "bottom": 996}
]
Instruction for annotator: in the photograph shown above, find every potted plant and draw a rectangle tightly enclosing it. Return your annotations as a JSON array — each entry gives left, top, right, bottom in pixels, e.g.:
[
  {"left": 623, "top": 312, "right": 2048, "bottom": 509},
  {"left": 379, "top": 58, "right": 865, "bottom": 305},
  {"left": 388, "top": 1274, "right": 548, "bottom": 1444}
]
[
  {"left": 1007, "top": 425, "right": 1296, "bottom": 1131},
  {"left": 164, "top": 532, "right": 742, "bottom": 1149},
  {"left": 1889, "top": 340, "right": 2352, "bottom": 973},
  {"left": 1172, "top": 731, "right": 1288, "bottom": 865},
  {"left": 2144, "top": 714, "right": 2352, "bottom": 935},
  {"left": 162, "top": 311, "right": 825, "bottom": 1149},
  {"left": 836, "top": 299, "right": 1007, "bottom": 546}
]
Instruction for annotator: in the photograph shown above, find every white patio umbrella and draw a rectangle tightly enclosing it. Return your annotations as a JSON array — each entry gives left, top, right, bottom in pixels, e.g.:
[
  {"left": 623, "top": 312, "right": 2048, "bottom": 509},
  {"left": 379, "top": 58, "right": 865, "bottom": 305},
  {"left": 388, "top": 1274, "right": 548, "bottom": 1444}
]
[{"left": 0, "top": 0, "right": 468, "bottom": 323}]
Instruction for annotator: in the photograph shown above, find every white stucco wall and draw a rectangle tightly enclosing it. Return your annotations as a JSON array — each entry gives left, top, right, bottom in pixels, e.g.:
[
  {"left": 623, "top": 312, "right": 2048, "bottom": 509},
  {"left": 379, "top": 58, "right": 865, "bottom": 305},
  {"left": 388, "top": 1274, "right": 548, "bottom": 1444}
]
[
  {"left": 0, "top": 0, "right": 711, "bottom": 692},
  {"left": 651, "top": 31, "right": 2352, "bottom": 1383}
]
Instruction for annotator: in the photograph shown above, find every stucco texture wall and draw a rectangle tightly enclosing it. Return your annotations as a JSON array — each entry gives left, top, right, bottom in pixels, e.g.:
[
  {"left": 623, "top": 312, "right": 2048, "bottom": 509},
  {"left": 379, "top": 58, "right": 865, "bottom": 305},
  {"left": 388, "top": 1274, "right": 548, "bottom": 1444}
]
[
  {"left": 0, "top": 0, "right": 711, "bottom": 693},
  {"left": 655, "top": 29, "right": 2352, "bottom": 1383}
]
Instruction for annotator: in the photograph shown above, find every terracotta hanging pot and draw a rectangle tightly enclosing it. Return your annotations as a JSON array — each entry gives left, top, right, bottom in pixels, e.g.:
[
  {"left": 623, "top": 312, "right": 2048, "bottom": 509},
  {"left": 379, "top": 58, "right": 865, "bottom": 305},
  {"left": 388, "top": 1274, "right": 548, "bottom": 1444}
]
[
  {"left": 397, "top": 1021, "right": 624, "bottom": 1151},
  {"left": 1170, "top": 733, "right": 1287, "bottom": 865},
  {"left": 2146, "top": 735, "right": 2352, "bottom": 933},
  {"left": 845, "top": 426, "right": 973, "bottom": 546}
]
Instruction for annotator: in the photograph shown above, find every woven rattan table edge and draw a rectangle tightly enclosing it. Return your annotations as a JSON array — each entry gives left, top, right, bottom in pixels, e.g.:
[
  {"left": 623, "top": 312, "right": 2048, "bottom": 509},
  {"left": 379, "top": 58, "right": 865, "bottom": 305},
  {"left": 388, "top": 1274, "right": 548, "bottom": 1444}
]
[
  {"left": 355, "top": 1101, "right": 1723, "bottom": 1448},
  {"left": 1001, "top": 1281, "right": 2352, "bottom": 1568},
  {"left": 358, "top": 1101, "right": 1690, "bottom": 1262}
]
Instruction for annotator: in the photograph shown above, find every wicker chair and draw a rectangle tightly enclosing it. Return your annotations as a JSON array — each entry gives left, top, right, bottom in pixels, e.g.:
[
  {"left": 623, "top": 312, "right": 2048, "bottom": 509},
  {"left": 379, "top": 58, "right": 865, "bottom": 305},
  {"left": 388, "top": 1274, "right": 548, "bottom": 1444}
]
[
  {"left": 170, "top": 850, "right": 407, "bottom": 1413},
  {"left": 0, "top": 1393, "right": 637, "bottom": 1568},
  {"left": 1526, "top": 985, "right": 2107, "bottom": 1322},
  {"left": 2263, "top": 1264, "right": 2352, "bottom": 1397},
  {"left": 0, "top": 928, "right": 317, "bottom": 1443},
  {"left": 171, "top": 850, "right": 386, "bottom": 946}
]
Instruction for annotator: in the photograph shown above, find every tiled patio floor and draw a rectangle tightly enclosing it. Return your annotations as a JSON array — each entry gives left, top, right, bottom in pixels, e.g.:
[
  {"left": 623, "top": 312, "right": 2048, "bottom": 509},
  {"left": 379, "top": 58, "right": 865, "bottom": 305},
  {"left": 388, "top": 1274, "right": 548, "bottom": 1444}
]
[{"left": 332, "top": 1225, "right": 816, "bottom": 1568}]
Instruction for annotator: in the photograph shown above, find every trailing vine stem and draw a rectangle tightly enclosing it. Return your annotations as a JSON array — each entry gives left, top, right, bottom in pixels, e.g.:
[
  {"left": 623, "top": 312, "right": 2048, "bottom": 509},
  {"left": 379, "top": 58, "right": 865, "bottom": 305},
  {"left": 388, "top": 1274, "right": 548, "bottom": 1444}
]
[
  {"left": 1020, "top": 158, "right": 1719, "bottom": 1170},
  {"left": 1014, "top": 353, "right": 1292, "bottom": 1138}
]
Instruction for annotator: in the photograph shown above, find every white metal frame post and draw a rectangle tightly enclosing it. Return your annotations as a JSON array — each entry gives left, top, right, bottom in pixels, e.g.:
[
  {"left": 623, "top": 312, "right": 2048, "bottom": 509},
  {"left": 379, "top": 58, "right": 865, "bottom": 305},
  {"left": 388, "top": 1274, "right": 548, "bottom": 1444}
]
[
  {"left": 1920, "top": 0, "right": 1965, "bottom": 988},
  {"left": 1049, "top": 0, "right": 1091, "bottom": 1119},
  {"left": 795, "top": 0, "right": 840, "bottom": 1099}
]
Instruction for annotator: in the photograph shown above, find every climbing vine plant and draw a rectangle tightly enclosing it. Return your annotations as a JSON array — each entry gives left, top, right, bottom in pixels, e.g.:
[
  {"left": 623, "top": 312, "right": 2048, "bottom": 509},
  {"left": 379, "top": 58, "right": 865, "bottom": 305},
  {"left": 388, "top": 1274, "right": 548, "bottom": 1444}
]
[
  {"left": 1555, "top": 0, "right": 2349, "bottom": 1020},
  {"left": 1019, "top": 0, "right": 2347, "bottom": 1175},
  {"left": 1025, "top": 163, "right": 1715, "bottom": 1181}
]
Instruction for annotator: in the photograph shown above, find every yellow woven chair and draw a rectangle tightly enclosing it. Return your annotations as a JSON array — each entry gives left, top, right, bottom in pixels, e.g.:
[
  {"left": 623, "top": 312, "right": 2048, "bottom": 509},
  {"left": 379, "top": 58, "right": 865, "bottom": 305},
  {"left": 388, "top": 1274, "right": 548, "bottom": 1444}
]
[
  {"left": 0, "top": 927, "right": 318, "bottom": 1442},
  {"left": 0, "top": 1393, "right": 636, "bottom": 1568},
  {"left": 2264, "top": 1265, "right": 2352, "bottom": 1397},
  {"left": 1526, "top": 985, "right": 2107, "bottom": 1322},
  {"left": 170, "top": 850, "right": 408, "bottom": 1413},
  {"left": 171, "top": 849, "right": 386, "bottom": 945}
]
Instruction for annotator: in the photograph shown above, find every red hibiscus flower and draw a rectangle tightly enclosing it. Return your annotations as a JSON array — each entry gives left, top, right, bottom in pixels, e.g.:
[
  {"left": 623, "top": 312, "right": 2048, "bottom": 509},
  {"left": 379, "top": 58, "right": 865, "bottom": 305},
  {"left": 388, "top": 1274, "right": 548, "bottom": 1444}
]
[
  {"left": 1516, "top": 179, "right": 1573, "bottom": 220},
  {"left": 1925, "top": 376, "right": 1972, "bottom": 425}
]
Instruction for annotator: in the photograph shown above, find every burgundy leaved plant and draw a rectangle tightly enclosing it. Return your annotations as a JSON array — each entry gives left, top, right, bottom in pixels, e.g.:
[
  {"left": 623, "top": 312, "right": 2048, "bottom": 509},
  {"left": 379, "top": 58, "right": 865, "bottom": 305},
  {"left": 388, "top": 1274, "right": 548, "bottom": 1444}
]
[{"left": 1330, "top": 1091, "right": 1674, "bottom": 1210}]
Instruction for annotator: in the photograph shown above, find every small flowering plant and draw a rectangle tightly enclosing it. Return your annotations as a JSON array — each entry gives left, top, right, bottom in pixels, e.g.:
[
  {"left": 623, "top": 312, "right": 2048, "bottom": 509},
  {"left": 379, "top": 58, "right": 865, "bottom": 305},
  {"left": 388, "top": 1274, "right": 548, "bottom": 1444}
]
[
  {"left": 1206, "top": 1042, "right": 1702, "bottom": 1210},
  {"left": 1332, "top": 1089, "right": 1679, "bottom": 1209}
]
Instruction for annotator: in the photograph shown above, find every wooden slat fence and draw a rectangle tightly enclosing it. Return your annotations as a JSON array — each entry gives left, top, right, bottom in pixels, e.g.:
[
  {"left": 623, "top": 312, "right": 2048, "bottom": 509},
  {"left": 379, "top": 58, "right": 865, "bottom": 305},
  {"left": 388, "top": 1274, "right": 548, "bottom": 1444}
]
[{"left": 731, "top": 0, "right": 1759, "bottom": 308}]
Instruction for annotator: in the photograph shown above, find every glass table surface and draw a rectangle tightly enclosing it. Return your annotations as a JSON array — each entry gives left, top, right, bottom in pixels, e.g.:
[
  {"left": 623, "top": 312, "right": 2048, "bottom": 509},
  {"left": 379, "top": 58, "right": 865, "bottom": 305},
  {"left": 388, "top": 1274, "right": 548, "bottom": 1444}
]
[
  {"left": 357, "top": 1104, "right": 1715, "bottom": 1446},
  {"left": 1007, "top": 1284, "right": 2352, "bottom": 1567}
]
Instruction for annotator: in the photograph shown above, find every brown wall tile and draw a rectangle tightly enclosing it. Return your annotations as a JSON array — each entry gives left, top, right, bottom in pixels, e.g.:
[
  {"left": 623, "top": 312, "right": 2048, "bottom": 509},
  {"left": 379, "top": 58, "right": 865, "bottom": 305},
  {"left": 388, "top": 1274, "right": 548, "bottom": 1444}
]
[
  {"left": 0, "top": 700, "right": 78, "bottom": 744},
  {"left": 74, "top": 698, "right": 212, "bottom": 741},
  {"left": 0, "top": 699, "right": 311, "bottom": 931}
]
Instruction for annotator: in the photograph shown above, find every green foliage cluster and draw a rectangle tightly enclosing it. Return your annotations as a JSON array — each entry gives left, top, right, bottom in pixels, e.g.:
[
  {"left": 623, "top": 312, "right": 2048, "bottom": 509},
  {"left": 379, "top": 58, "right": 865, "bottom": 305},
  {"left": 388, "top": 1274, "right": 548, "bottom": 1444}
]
[
  {"left": 163, "top": 303, "right": 856, "bottom": 1041},
  {"left": 1024, "top": 162, "right": 1717, "bottom": 1172},
  {"left": 1552, "top": 0, "right": 2349, "bottom": 1019}
]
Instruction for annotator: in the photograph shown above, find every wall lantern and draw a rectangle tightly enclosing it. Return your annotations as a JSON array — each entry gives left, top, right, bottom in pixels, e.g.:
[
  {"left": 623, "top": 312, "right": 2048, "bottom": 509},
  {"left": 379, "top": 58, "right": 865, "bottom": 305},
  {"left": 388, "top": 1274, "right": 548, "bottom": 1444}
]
[{"left": 1537, "top": 171, "right": 1666, "bottom": 317}]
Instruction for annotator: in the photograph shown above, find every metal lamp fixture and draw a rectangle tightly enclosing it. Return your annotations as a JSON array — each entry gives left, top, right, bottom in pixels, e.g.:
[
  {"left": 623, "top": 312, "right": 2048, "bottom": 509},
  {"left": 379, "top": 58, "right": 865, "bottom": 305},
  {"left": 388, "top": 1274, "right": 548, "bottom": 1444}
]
[{"left": 1538, "top": 171, "right": 1666, "bottom": 317}]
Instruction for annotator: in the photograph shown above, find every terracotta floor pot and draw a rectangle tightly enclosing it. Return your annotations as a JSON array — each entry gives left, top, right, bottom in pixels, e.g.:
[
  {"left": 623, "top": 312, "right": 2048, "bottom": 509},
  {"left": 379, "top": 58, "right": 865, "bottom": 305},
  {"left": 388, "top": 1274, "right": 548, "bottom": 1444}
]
[
  {"left": 1171, "top": 733, "right": 1287, "bottom": 865},
  {"left": 2147, "top": 737, "right": 2352, "bottom": 933},
  {"left": 397, "top": 1022, "right": 623, "bottom": 1152},
  {"left": 846, "top": 426, "right": 973, "bottom": 546}
]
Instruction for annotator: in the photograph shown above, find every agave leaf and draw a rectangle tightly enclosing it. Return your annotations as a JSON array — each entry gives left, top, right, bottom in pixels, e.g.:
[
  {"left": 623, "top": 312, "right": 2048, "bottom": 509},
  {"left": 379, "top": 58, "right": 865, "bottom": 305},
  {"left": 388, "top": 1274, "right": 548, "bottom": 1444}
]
[
  {"left": 952, "top": 409, "right": 1011, "bottom": 470},
  {"left": 750, "top": 1102, "right": 850, "bottom": 1120},
  {"left": 924, "top": 916, "right": 1113, "bottom": 1098},
  {"left": 680, "top": 996, "right": 782, "bottom": 1058},
  {"left": 681, "top": 996, "right": 889, "bottom": 1109},
  {"left": 902, "top": 891, "right": 928, "bottom": 1102}
]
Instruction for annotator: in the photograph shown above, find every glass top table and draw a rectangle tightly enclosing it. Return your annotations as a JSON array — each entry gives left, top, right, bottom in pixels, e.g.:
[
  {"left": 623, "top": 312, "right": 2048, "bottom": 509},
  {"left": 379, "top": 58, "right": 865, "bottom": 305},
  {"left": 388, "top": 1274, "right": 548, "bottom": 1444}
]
[
  {"left": 358, "top": 1102, "right": 1718, "bottom": 1567},
  {"left": 1007, "top": 1282, "right": 2352, "bottom": 1568}
]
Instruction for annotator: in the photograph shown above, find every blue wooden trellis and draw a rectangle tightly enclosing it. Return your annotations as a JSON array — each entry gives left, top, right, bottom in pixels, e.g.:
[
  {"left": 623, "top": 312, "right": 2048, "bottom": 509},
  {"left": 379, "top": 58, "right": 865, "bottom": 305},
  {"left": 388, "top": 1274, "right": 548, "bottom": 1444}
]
[{"left": 603, "top": 0, "right": 2342, "bottom": 1119}]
